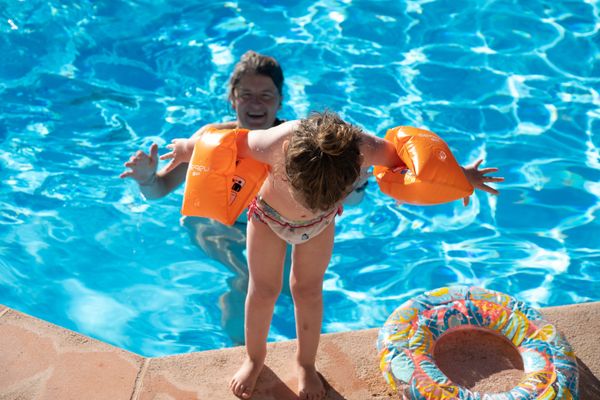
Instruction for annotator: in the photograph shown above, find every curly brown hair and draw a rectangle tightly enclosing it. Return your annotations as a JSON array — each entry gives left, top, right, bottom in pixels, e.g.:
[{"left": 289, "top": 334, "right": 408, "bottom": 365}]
[
  {"left": 228, "top": 50, "right": 284, "bottom": 103},
  {"left": 285, "top": 111, "right": 363, "bottom": 212}
]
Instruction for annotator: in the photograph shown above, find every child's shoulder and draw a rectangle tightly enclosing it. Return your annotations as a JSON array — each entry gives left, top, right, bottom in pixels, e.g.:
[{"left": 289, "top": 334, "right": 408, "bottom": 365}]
[
  {"left": 358, "top": 131, "right": 399, "bottom": 168},
  {"left": 252, "top": 120, "right": 299, "bottom": 147},
  {"left": 243, "top": 120, "right": 300, "bottom": 165},
  {"left": 271, "top": 120, "right": 300, "bottom": 137}
]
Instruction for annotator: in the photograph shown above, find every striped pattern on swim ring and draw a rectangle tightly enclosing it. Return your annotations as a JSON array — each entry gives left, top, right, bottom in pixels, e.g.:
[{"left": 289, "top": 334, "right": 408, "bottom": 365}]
[{"left": 377, "top": 286, "right": 579, "bottom": 400}]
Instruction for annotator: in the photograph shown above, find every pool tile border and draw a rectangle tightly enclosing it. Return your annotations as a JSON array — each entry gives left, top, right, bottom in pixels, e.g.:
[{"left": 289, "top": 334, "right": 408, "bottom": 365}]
[{"left": 1, "top": 302, "right": 599, "bottom": 399}]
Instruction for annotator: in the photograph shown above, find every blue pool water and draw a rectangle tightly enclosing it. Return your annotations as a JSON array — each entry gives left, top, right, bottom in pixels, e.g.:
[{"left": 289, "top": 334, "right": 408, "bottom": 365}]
[{"left": 1, "top": 0, "right": 599, "bottom": 357}]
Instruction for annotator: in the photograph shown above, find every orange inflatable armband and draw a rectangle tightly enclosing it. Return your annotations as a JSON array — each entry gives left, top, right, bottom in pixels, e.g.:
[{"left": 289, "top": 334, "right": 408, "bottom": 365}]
[
  {"left": 373, "top": 126, "right": 473, "bottom": 205},
  {"left": 181, "top": 128, "right": 269, "bottom": 225}
]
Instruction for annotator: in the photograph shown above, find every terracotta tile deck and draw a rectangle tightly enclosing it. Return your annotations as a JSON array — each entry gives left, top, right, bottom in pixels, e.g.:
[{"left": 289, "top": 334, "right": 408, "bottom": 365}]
[{"left": 1, "top": 302, "right": 599, "bottom": 399}]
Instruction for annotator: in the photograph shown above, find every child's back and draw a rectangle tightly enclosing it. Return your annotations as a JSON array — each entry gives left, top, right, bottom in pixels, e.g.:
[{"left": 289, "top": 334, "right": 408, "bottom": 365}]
[{"left": 241, "top": 112, "right": 396, "bottom": 223}]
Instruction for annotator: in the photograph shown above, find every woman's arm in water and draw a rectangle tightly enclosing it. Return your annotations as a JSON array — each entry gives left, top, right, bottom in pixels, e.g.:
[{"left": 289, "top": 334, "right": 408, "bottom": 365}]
[{"left": 120, "top": 122, "right": 237, "bottom": 199}]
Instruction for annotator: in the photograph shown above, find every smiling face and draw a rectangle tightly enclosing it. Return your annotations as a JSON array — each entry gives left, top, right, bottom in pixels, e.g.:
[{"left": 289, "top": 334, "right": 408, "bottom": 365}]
[{"left": 232, "top": 73, "right": 281, "bottom": 130}]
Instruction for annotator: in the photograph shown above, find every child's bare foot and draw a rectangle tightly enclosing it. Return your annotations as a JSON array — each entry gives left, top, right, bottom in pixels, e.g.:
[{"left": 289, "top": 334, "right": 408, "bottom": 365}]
[
  {"left": 297, "top": 364, "right": 326, "bottom": 400},
  {"left": 230, "top": 358, "right": 263, "bottom": 399}
]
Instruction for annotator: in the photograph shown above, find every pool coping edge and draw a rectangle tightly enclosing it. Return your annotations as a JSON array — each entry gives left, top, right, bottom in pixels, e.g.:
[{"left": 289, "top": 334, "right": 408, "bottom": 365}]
[{"left": 1, "top": 302, "right": 599, "bottom": 399}]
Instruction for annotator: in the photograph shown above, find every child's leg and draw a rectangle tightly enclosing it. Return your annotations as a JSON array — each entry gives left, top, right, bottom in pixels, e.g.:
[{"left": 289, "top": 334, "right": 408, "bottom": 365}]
[
  {"left": 289, "top": 222, "right": 335, "bottom": 399},
  {"left": 230, "top": 216, "right": 287, "bottom": 399}
]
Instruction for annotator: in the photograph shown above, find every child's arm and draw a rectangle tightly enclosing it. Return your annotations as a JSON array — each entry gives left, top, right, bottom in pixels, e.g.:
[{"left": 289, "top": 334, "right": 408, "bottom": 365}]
[
  {"left": 359, "top": 132, "right": 402, "bottom": 168},
  {"left": 158, "top": 137, "right": 198, "bottom": 173},
  {"left": 159, "top": 120, "right": 299, "bottom": 172},
  {"left": 189, "top": 121, "right": 237, "bottom": 138},
  {"left": 362, "top": 129, "right": 503, "bottom": 206},
  {"left": 237, "top": 120, "right": 299, "bottom": 164}
]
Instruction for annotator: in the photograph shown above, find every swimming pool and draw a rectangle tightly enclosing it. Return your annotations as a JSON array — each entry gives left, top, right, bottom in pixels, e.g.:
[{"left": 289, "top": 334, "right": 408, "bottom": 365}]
[{"left": 1, "top": 0, "right": 599, "bottom": 357}]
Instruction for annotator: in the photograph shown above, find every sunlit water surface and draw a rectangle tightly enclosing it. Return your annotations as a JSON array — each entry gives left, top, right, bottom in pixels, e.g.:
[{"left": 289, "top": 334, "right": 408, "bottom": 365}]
[{"left": 1, "top": 0, "right": 599, "bottom": 356}]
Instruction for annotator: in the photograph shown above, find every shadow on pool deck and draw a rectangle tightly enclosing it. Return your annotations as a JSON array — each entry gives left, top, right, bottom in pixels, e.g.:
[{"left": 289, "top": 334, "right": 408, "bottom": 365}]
[
  {"left": 577, "top": 357, "right": 600, "bottom": 399},
  {"left": 1, "top": 302, "right": 599, "bottom": 399}
]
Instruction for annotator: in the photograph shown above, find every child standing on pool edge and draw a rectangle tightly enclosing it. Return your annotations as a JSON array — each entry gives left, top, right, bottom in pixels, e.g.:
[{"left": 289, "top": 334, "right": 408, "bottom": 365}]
[
  {"left": 232, "top": 114, "right": 364, "bottom": 400},
  {"left": 162, "top": 111, "right": 503, "bottom": 399}
]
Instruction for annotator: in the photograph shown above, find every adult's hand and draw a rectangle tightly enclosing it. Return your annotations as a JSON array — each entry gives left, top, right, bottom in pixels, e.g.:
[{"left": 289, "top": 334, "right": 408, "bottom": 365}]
[{"left": 120, "top": 143, "right": 159, "bottom": 186}]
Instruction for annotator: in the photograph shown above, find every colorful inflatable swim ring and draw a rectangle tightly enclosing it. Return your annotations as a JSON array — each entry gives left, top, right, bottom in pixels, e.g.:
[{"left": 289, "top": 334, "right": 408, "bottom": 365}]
[
  {"left": 181, "top": 128, "right": 269, "bottom": 225},
  {"left": 373, "top": 126, "right": 474, "bottom": 205},
  {"left": 377, "top": 286, "right": 578, "bottom": 400}
]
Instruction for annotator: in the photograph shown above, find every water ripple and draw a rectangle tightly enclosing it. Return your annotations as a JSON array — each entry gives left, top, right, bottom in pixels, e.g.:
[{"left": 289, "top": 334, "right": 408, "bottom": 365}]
[{"left": 1, "top": 0, "right": 599, "bottom": 356}]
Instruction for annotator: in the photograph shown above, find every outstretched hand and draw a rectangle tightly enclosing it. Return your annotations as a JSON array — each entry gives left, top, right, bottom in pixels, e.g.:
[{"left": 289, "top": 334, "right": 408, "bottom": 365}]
[
  {"left": 159, "top": 138, "right": 193, "bottom": 174},
  {"left": 462, "top": 159, "right": 504, "bottom": 206},
  {"left": 120, "top": 143, "right": 159, "bottom": 185}
]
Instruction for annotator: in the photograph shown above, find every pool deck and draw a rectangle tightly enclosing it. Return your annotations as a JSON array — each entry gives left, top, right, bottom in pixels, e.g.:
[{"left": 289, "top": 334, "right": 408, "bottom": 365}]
[{"left": 1, "top": 302, "right": 599, "bottom": 399}]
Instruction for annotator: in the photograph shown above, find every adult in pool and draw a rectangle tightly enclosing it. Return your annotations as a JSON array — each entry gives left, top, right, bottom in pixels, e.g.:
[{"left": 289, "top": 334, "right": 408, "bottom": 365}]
[
  {"left": 120, "top": 51, "right": 370, "bottom": 345},
  {"left": 120, "top": 50, "right": 286, "bottom": 194},
  {"left": 120, "top": 50, "right": 288, "bottom": 344}
]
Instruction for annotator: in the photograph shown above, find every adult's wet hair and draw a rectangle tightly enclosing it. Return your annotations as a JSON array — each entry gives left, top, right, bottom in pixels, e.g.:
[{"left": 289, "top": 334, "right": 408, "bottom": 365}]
[
  {"left": 285, "top": 111, "right": 362, "bottom": 212},
  {"left": 228, "top": 50, "right": 284, "bottom": 103}
]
